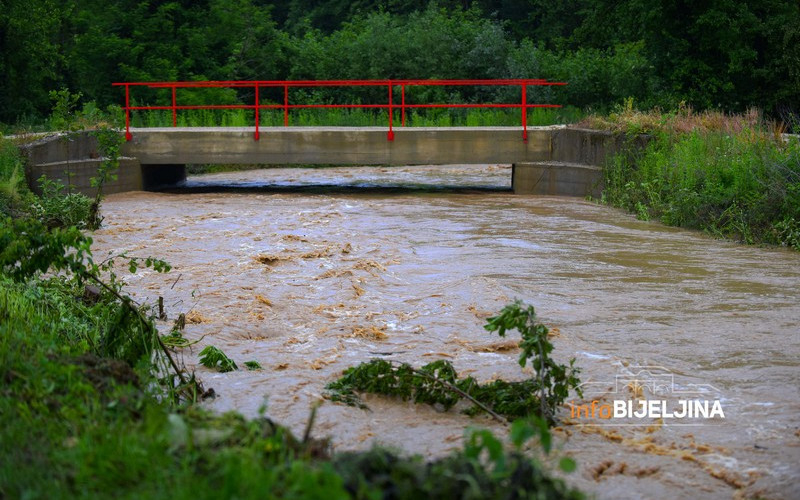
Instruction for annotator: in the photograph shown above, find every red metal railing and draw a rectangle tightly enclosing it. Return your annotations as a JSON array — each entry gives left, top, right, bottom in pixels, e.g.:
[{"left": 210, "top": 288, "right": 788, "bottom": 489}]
[{"left": 112, "top": 79, "right": 566, "bottom": 142}]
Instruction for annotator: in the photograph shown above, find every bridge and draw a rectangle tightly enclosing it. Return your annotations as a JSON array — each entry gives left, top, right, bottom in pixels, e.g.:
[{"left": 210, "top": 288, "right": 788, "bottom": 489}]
[{"left": 21, "top": 80, "right": 627, "bottom": 196}]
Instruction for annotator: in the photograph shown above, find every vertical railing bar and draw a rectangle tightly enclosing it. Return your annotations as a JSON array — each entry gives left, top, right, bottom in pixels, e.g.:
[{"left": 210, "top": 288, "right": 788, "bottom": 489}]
[
  {"left": 387, "top": 82, "right": 395, "bottom": 141},
  {"left": 172, "top": 85, "right": 177, "bottom": 127},
  {"left": 254, "top": 84, "right": 260, "bottom": 140},
  {"left": 401, "top": 84, "right": 406, "bottom": 127},
  {"left": 124, "top": 84, "right": 132, "bottom": 141},
  {"left": 521, "top": 83, "right": 528, "bottom": 143},
  {"left": 284, "top": 84, "right": 289, "bottom": 126}
]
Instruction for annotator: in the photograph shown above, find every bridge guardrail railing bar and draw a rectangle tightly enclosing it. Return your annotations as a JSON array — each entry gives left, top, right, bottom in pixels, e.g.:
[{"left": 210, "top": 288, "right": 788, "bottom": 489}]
[{"left": 112, "top": 79, "right": 566, "bottom": 143}]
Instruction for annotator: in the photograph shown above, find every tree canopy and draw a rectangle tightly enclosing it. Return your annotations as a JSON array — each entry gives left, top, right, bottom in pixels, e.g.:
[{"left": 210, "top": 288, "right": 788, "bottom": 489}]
[{"left": 1, "top": 0, "right": 798, "bottom": 124}]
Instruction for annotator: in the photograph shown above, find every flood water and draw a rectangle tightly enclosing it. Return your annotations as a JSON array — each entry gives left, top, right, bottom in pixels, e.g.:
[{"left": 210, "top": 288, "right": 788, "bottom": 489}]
[{"left": 92, "top": 165, "right": 800, "bottom": 499}]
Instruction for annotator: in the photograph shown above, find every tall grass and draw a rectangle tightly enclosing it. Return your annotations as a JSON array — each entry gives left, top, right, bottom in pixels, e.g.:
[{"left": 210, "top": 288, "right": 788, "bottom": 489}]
[
  {"left": 601, "top": 110, "right": 800, "bottom": 249},
  {"left": 0, "top": 136, "right": 30, "bottom": 216},
  {"left": 129, "top": 106, "right": 583, "bottom": 129}
]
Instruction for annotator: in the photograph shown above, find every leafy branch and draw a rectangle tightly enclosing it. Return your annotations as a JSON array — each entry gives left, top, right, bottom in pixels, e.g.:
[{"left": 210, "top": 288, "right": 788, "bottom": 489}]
[
  {"left": 484, "top": 300, "right": 582, "bottom": 422},
  {"left": 326, "top": 300, "right": 582, "bottom": 424},
  {"left": 199, "top": 346, "right": 238, "bottom": 373}
]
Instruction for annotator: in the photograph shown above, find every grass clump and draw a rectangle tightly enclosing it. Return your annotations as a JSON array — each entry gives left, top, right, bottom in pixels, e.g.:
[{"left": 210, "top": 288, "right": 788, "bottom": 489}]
[
  {"left": 0, "top": 136, "right": 33, "bottom": 218},
  {"left": 595, "top": 104, "right": 800, "bottom": 249},
  {"left": 579, "top": 99, "right": 767, "bottom": 136},
  {"left": 131, "top": 106, "right": 582, "bottom": 130}
]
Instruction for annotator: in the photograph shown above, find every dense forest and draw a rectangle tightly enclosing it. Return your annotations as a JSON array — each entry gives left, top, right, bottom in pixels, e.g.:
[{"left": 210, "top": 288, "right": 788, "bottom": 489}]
[{"left": 1, "top": 0, "right": 799, "bottom": 125}]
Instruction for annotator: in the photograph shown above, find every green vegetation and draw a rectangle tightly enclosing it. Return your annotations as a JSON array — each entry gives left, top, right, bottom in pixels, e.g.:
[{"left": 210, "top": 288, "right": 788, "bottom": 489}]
[
  {"left": 327, "top": 301, "right": 582, "bottom": 424},
  {"left": 593, "top": 106, "right": 800, "bottom": 249},
  {"left": 199, "top": 345, "right": 239, "bottom": 373},
  {"left": 2, "top": 1, "right": 797, "bottom": 130},
  {"left": 128, "top": 106, "right": 582, "bottom": 129}
]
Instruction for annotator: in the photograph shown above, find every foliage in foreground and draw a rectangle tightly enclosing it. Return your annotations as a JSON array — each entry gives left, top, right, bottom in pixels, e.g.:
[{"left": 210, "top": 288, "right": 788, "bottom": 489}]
[
  {"left": 327, "top": 301, "right": 582, "bottom": 424},
  {"left": 598, "top": 110, "right": 800, "bottom": 249},
  {"left": 0, "top": 213, "right": 583, "bottom": 498}
]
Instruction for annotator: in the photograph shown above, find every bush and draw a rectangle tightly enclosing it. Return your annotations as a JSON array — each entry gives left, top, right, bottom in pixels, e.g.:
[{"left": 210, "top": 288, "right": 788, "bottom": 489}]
[
  {"left": 602, "top": 119, "right": 800, "bottom": 248},
  {"left": 29, "top": 176, "right": 93, "bottom": 229}
]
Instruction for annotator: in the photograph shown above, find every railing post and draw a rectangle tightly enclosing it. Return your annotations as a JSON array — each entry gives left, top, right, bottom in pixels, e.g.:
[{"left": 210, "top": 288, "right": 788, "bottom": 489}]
[
  {"left": 284, "top": 84, "right": 289, "bottom": 126},
  {"left": 521, "top": 83, "right": 528, "bottom": 143},
  {"left": 172, "top": 85, "right": 177, "bottom": 127},
  {"left": 401, "top": 84, "right": 406, "bottom": 127},
  {"left": 124, "top": 84, "right": 132, "bottom": 141},
  {"left": 387, "top": 82, "right": 395, "bottom": 141},
  {"left": 254, "top": 84, "right": 260, "bottom": 141}
]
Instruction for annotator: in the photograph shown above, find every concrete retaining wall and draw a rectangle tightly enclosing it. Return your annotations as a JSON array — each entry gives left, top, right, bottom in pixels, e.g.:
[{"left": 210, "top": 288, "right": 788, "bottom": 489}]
[
  {"left": 511, "top": 128, "right": 650, "bottom": 197},
  {"left": 27, "top": 158, "right": 142, "bottom": 196},
  {"left": 20, "top": 132, "right": 143, "bottom": 195},
  {"left": 511, "top": 162, "right": 603, "bottom": 198}
]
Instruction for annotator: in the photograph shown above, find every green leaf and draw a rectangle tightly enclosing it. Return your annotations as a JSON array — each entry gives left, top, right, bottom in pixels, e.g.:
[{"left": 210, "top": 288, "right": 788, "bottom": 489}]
[
  {"left": 199, "top": 345, "right": 238, "bottom": 372},
  {"left": 244, "top": 360, "right": 262, "bottom": 370},
  {"left": 559, "top": 456, "right": 577, "bottom": 473}
]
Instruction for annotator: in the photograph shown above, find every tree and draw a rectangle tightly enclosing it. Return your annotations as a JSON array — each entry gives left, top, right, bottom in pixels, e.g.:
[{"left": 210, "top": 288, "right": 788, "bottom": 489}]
[{"left": 0, "top": 0, "right": 73, "bottom": 123}]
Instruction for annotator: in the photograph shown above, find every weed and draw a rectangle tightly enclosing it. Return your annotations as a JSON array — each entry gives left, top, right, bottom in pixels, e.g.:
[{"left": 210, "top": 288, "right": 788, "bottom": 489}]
[
  {"left": 484, "top": 301, "right": 582, "bottom": 422},
  {"left": 29, "top": 176, "right": 92, "bottom": 228},
  {"left": 244, "top": 360, "right": 262, "bottom": 370},
  {"left": 601, "top": 111, "right": 800, "bottom": 248},
  {"left": 199, "top": 345, "right": 238, "bottom": 372}
]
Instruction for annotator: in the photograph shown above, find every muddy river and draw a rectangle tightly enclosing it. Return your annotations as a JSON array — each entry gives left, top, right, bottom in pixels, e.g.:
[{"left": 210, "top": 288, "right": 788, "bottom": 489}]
[{"left": 92, "top": 164, "right": 800, "bottom": 499}]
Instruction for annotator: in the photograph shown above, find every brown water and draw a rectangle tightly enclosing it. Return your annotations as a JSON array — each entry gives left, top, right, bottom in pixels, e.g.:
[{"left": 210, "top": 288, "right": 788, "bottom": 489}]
[{"left": 92, "top": 165, "right": 800, "bottom": 499}]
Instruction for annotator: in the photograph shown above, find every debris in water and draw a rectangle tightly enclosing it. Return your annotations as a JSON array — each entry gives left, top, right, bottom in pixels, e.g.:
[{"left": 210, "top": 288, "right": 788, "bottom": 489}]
[
  {"left": 316, "top": 269, "right": 354, "bottom": 279},
  {"left": 353, "top": 259, "right": 386, "bottom": 275},
  {"left": 255, "top": 295, "right": 273, "bottom": 307},
  {"left": 350, "top": 325, "right": 388, "bottom": 340},
  {"left": 467, "top": 305, "right": 493, "bottom": 319},
  {"left": 255, "top": 254, "right": 291, "bottom": 266},
  {"left": 591, "top": 460, "right": 660, "bottom": 481},
  {"left": 186, "top": 310, "right": 210, "bottom": 324}
]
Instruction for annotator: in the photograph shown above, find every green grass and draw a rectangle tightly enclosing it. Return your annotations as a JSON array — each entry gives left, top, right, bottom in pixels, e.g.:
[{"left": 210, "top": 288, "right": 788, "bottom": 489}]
[
  {"left": 601, "top": 119, "right": 800, "bottom": 249},
  {"left": 129, "top": 106, "right": 583, "bottom": 129},
  {"left": 0, "top": 136, "right": 31, "bottom": 217}
]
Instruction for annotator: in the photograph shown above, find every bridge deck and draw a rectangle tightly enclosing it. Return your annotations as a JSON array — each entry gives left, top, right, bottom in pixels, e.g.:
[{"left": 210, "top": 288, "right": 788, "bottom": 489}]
[{"left": 122, "top": 126, "right": 564, "bottom": 165}]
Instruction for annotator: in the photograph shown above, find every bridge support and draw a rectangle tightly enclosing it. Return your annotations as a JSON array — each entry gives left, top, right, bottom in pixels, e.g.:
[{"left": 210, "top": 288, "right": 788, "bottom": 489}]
[
  {"left": 512, "top": 162, "right": 602, "bottom": 197},
  {"left": 19, "top": 133, "right": 144, "bottom": 195}
]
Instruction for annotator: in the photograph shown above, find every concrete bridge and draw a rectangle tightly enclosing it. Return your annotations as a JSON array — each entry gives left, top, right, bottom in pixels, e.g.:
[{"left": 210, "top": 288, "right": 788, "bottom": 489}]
[{"left": 21, "top": 126, "right": 630, "bottom": 197}]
